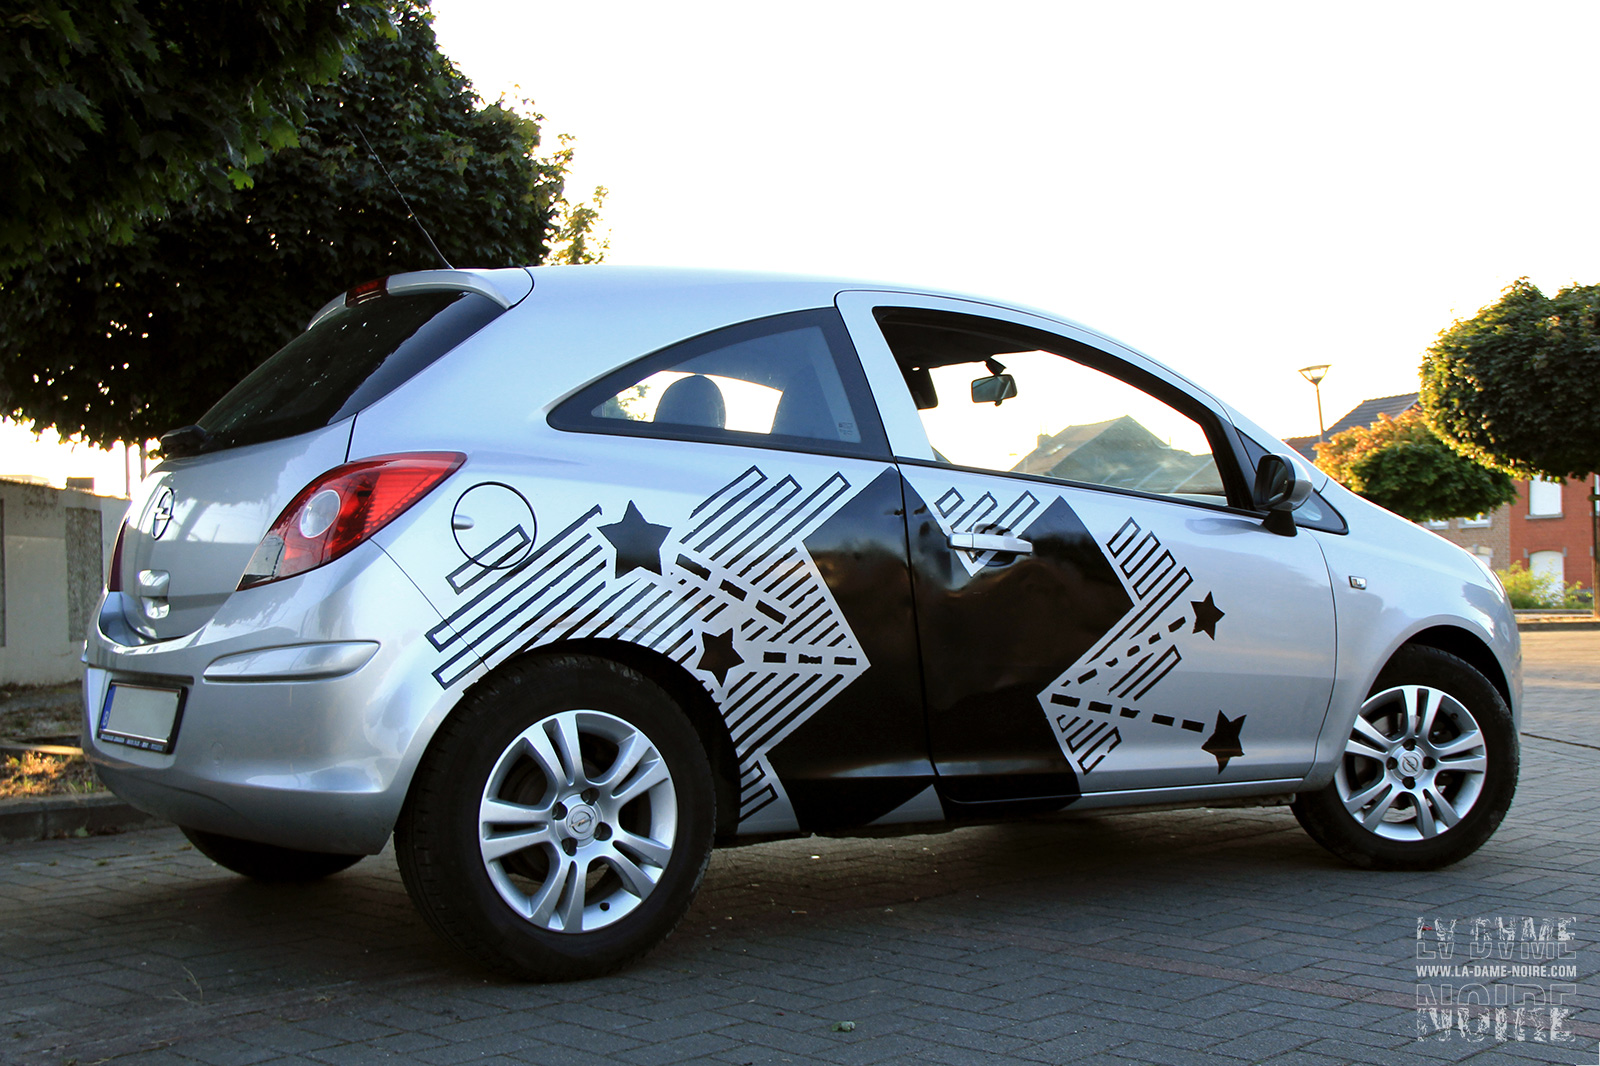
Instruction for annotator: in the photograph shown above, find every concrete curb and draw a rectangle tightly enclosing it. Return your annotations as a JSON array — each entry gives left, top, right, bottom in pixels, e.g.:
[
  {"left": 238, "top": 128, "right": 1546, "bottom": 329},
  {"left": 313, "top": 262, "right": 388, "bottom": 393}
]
[
  {"left": 0, "top": 792, "right": 163, "bottom": 844},
  {"left": 1517, "top": 618, "right": 1600, "bottom": 631}
]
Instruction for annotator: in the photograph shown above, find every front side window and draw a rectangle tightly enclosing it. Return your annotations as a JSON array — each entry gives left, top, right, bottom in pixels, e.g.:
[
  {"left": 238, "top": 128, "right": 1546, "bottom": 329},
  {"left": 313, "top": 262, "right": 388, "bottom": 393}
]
[
  {"left": 876, "top": 309, "right": 1227, "bottom": 505},
  {"left": 551, "top": 309, "right": 888, "bottom": 458}
]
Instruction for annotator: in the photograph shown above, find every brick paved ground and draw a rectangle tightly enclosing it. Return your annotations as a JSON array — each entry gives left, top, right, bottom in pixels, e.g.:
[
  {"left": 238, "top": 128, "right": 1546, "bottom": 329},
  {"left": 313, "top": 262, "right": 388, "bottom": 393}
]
[{"left": 2, "top": 633, "right": 1596, "bottom": 1066}]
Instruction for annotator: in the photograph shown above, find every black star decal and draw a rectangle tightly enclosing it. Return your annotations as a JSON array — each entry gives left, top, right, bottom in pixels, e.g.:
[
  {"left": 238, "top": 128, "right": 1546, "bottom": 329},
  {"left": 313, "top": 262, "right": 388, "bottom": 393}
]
[
  {"left": 598, "top": 501, "right": 671, "bottom": 579},
  {"left": 696, "top": 628, "right": 743, "bottom": 686},
  {"left": 1190, "top": 592, "right": 1225, "bottom": 639},
  {"left": 1201, "top": 711, "right": 1246, "bottom": 772}
]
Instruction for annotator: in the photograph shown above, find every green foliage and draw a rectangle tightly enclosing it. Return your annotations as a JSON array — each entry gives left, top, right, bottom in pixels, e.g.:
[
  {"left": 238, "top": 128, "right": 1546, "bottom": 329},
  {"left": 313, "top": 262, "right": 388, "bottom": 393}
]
[
  {"left": 1313, "top": 409, "right": 1518, "bottom": 522},
  {"left": 1495, "top": 562, "right": 1591, "bottom": 610},
  {"left": 1420, "top": 278, "right": 1600, "bottom": 481},
  {"left": 0, "top": 0, "right": 388, "bottom": 270},
  {"left": 543, "top": 135, "right": 610, "bottom": 265},
  {"left": 0, "top": 1, "right": 600, "bottom": 447}
]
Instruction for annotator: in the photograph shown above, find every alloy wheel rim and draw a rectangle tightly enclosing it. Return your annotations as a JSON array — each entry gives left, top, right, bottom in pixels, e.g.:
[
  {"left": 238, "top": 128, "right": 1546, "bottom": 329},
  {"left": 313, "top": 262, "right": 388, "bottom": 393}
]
[
  {"left": 1335, "top": 684, "right": 1488, "bottom": 841},
  {"left": 477, "top": 709, "right": 678, "bottom": 933}
]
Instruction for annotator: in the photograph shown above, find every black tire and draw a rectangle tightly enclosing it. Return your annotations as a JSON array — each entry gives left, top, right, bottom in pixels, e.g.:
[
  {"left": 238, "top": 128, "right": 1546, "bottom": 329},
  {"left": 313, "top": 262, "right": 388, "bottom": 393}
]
[
  {"left": 395, "top": 654, "right": 715, "bottom": 981},
  {"left": 181, "top": 826, "right": 364, "bottom": 882},
  {"left": 1292, "top": 645, "right": 1517, "bottom": 870}
]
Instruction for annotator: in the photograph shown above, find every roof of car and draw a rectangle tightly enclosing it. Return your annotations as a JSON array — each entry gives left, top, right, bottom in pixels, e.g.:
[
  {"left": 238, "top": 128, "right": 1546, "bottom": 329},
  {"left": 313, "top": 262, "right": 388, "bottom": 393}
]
[
  {"left": 514, "top": 264, "right": 1130, "bottom": 358},
  {"left": 522, "top": 263, "right": 936, "bottom": 303}
]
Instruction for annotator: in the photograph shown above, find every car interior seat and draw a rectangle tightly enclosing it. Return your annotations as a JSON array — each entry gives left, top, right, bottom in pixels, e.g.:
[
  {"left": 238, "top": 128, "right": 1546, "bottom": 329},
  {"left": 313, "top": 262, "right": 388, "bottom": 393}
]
[{"left": 653, "top": 374, "right": 727, "bottom": 429}]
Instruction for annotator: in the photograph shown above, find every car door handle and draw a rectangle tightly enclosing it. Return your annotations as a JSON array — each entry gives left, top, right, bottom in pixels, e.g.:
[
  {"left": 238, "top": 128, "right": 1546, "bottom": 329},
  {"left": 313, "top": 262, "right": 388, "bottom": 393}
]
[{"left": 949, "top": 532, "right": 1033, "bottom": 555}]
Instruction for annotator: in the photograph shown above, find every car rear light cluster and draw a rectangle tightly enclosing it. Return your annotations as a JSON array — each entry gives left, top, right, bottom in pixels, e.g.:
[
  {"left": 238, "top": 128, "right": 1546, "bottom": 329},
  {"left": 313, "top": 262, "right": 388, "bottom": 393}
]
[
  {"left": 346, "top": 277, "right": 388, "bottom": 305},
  {"left": 238, "top": 452, "right": 464, "bottom": 590}
]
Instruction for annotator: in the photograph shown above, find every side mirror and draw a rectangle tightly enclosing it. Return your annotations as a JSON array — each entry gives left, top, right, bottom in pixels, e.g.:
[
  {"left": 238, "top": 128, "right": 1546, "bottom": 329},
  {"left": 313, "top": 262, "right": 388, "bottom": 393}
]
[
  {"left": 971, "top": 374, "right": 1018, "bottom": 406},
  {"left": 1254, "top": 453, "right": 1312, "bottom": 536}
]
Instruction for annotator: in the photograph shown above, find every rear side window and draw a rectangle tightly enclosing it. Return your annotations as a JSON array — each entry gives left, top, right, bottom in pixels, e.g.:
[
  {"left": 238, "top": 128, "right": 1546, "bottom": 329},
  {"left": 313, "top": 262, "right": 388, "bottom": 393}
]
[
  {"left": 195, "top": 290, "right": 503, "bottom": 452},
  {"left": 550, "top": 308, "right": 890, "bottom": 459}
]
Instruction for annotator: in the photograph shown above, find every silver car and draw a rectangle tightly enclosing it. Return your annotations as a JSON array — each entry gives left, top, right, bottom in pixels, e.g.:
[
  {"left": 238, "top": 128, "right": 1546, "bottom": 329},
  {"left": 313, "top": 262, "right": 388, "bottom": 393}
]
[{"left": 85, "top": 266, "right": 1520, "bottom": 980}]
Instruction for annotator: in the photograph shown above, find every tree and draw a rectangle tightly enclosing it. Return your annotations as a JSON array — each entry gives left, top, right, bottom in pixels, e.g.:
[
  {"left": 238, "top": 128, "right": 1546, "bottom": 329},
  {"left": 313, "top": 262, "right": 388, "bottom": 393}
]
[
  {"left": 1314, "top": 409, "right": 1518, "bottom": 523},
  {"left": 1421, "top": 278, "right": 1600, "bottom": 614},
  {"left": 0, "top": 0, "right": 603, "bottom": 447},
  {"left": 1420, "top": 278, "right": 1600, "bottom": 482},
  {"left": 1, "top": 0, "right": 388, "bottom": 271}
]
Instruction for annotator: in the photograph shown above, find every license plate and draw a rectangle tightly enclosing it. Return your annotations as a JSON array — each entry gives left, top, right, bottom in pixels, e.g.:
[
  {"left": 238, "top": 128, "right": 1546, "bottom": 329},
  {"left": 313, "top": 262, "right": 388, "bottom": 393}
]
[{"left": 98, "top": 683, "right": 185, "bottom": 753}]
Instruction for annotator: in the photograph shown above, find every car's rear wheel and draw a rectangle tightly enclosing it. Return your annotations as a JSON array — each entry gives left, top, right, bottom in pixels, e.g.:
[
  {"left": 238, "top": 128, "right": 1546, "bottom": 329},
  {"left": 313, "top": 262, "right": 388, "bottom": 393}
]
[
  {"left": 396, "top": 654, "right": 715, "bottom": 980},
  {"left": 181, "top": 827, "right": 364, "bottom": 882},
  {"left": 1292, "top": 645, "right": 1517, "bottom": 870}
]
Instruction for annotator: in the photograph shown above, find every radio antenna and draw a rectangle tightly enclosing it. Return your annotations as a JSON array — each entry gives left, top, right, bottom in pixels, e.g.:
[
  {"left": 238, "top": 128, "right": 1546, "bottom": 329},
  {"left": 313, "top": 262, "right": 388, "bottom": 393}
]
[{"left": 354, "top": 122, "right": 455, "bottom": 270}]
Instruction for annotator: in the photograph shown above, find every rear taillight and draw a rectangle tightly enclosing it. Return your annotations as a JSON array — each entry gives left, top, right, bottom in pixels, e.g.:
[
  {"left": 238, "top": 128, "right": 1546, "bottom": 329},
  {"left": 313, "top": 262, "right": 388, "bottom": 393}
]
[
  {"left": 238, "top": 452, "right": 465, "bottom": 591},
  {"left": 106, "top": 521, "right": 127, "bottom": 593}
]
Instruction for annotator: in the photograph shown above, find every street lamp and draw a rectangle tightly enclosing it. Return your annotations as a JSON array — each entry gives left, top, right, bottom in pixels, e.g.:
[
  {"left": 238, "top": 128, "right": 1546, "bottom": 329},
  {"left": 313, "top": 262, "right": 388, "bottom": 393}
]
[
  {"left": 1299, "top": 364, "right": 1332, "bottom": 442},
  {"left": 1590, "top": 480, "right": 1599, "bottom": 620}
]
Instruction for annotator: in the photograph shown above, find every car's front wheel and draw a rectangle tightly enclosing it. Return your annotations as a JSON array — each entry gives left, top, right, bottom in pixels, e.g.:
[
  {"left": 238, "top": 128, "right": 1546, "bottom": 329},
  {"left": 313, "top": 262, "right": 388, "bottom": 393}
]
[
  {"left": 396, "top": 654, "right": 715, "bottom": 980},
  {"left": 1292, "top": 645, "right": 1517, "bottom": 870}
]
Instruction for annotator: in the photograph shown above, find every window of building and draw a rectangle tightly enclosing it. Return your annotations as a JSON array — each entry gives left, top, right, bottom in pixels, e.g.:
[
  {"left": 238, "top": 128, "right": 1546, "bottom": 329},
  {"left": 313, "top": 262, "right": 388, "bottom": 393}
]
[
  {"left": 1529, "top": 549, "right": 1564, "bottom": 586},
  {"left": 1423, "top": 519, "right": 1449, "bottom": 529},
  {"left": 1460, "top": 513, "right": 1492, "bottom": 528},
  {"left": 1528, "top": 478, "right": 1563, "bottom": 517}
]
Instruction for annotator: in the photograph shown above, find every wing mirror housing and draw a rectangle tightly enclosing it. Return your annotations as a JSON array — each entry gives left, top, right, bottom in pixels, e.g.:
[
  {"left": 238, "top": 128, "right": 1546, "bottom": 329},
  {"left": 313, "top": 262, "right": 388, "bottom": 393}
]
[
  {"left": 1254, "top": 453, "right": 1313, "bottom": 536},
  {"left": 971, "top": 373, "right": 1018, "bottom": 406}
]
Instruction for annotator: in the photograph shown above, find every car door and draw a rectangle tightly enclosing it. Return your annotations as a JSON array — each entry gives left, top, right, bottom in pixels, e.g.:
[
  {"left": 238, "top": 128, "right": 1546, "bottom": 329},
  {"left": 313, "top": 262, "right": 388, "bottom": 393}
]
[{"left": 837, "top": 291, "right": 1337, "bottom": 813}]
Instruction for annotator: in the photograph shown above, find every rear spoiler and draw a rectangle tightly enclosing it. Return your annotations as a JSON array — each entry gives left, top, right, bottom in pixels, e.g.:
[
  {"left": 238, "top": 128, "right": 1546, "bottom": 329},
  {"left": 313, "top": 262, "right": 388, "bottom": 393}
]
[{"left": 305, "top": 267, "right": 534, "bottom": 330}]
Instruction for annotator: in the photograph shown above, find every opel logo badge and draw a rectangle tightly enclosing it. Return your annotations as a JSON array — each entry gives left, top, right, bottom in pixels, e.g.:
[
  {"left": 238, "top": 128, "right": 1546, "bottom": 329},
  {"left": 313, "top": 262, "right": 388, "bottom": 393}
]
[{"left": 150, "top": 488, "right": 175, "bottom": 540}]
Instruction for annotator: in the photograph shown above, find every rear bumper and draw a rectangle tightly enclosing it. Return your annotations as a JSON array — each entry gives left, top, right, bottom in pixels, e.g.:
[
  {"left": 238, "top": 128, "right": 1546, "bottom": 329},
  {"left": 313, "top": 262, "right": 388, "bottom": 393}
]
[{"left": 82, "top": 546, "right": 469, "bottom": 854}]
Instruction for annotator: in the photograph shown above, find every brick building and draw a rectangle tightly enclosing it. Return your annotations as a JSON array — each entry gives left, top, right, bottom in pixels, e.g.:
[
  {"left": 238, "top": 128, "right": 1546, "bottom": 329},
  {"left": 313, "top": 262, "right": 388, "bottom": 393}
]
[
  {"left": 1510, "top": 474, "right": 1600, "bottom": 592},
  {"left": 1283, "top": 394, "right": 1596, "bottom": 591}
]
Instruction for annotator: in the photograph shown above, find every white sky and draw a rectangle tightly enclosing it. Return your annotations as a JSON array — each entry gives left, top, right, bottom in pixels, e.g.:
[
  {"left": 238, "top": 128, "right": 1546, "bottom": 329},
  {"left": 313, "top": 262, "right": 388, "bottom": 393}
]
[
  {"left": 430, "top": 0, "right": 1599, "bottom": 433},
  {"left": 6, "top": 0, "right": 1595, "bottom": 494}
]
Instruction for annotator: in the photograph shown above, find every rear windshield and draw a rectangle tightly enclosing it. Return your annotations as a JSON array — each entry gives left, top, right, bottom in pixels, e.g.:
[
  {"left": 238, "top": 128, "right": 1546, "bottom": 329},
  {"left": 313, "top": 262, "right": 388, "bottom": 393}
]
[{"left": 194, "top": 289, "right": 503, "bottom": 451}]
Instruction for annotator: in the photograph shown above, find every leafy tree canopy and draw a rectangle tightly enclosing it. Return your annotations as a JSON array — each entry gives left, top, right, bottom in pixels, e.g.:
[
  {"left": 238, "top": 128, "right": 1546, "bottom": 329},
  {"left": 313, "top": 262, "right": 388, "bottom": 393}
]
[
  {"left": 0, "top": 0, "right": 604, "bottom": 448},
  {"left": 1, "top": 0, "right": 389, "bottom": 271},
  {"left": 1314, "top": 408, "right": 1518, "bottom": 523},
  {"left": 1420, "top": 278, "right": 1600, "bottom": 481}
]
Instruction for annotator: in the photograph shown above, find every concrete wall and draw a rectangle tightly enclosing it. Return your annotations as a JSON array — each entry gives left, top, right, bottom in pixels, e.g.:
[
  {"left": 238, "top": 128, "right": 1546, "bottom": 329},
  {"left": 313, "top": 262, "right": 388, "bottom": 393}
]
[{"left": 0, "top": 479, "right": 127, "bottom": 686}]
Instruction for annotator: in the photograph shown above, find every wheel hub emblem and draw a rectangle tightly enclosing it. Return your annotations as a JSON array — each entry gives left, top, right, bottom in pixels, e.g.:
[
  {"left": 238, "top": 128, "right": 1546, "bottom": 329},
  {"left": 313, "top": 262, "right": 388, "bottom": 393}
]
[
  {"left": 564, "top": 803, "right": 598, "bottom": 841},
  {"left": 1398, "top": 751, "right": 1423, "bottom": 776},
  {"left": 149, "top": 488, "right": 175, "bottom": 540}
]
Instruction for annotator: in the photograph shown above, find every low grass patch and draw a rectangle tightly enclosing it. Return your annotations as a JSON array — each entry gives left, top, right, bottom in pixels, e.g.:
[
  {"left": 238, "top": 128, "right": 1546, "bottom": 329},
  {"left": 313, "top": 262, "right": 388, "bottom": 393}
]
[
  {"left": 0, "top": 751, "right": 101, "bottom": 798},
  {"left": 0, "top": 682, "right": 101, "bottom": 798}
]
